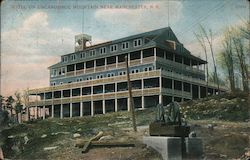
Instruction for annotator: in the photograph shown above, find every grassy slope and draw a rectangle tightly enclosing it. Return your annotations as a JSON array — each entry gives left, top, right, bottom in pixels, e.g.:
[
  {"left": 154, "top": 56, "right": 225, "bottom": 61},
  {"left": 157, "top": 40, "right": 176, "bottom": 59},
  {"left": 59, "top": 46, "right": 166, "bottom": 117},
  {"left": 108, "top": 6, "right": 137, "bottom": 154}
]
[
  {"left": 181, "top": 92, "right": 249, "bottom": 121},
  {"left": 1, "top": 92, "right": 249, "bottom": 159}
]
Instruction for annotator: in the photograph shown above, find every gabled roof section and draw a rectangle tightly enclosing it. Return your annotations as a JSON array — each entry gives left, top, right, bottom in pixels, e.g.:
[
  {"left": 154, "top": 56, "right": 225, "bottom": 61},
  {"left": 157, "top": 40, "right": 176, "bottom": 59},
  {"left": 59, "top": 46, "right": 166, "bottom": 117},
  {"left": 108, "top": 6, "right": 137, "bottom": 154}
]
[
  {"left": 152, "top": 28, "right": 206, "bottom": 64},
  {"left": 48, "top": 62, "right": 61, "bottom": 69},
  {"left": 153, "top": 27, "right": 180, "bottom": 44},
  {"left": 49, "top": 27, "right": 206, "bottom": 68},
  {"left": 60, "top": 27, "right": 170, "bottom": 57},
  {"left": 112, "top": 27, "right": 172, "bottom": 43}
]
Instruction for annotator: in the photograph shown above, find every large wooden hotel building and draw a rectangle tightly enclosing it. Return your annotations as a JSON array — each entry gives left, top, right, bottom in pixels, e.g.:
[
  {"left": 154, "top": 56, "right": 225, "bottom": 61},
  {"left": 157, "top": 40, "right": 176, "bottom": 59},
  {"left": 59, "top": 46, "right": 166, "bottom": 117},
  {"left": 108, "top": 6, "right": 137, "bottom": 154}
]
[{"left": 28, "top": 27, "right": 223, "bottom": 119}]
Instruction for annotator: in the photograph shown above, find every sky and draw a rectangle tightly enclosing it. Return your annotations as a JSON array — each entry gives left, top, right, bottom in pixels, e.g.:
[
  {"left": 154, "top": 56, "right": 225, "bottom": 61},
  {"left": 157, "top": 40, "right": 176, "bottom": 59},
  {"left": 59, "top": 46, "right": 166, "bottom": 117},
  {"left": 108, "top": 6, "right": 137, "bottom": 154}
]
[{"left": 1, "top": 0, "right": 249, "bottom": 96}]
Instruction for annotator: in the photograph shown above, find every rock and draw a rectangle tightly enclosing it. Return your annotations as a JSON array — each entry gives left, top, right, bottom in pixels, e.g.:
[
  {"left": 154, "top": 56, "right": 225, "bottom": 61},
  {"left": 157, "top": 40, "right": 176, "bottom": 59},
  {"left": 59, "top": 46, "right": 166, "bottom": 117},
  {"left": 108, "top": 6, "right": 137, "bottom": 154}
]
[
  {"left": 51, "top": 132, "right": 70, "bottom": 136},
  {"left": 41, "top": 134, "right": 47, "bottom": 138},
  {"left": 11, "top": 142, "right": 21, "bottom": 154},
  {"left": 219, "top": 154, "right": 227, "bottom": 158},
  {"left": 77, "top": 128, "right": 82, "bottom": 132},
  {"left": 43, "top": 146, "right": 58, "bottom": 151},
  {"left": 241, "top": 99, "right": 246, "bottom": 102},
  {"left": 73, "top": 133, "right": 81, "bottom": 138},
  {"left": 8, "top": 135, "right": 14, "bottom": 138},
  {"left": 245, "top": 150, "right": 250, "bottom": 157},
  {"left": 189, "top": 131, "right": 196, "bottom": 138},
  {"left": 99, "top": 135, "right": 114, "bottom": 141},
  {"left": 207, "top": 124, "right": 214, "bottom": 130},
  {"left": 117, "top": 116, "right": 129, "bottom": 119},
  {"left": 24, "top": 136, "right": 29, "bottom": 144}
]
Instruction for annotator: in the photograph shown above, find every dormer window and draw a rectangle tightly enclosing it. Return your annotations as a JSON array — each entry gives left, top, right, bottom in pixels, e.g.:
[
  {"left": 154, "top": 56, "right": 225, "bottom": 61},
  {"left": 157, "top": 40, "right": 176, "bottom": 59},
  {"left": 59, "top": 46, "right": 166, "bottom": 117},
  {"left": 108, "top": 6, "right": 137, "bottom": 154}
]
[
  {"left": 62, "top": 67, "right": 66, "bottom": 75},
  {"left": 122, "top": 42, "right": 129, "bottom": 50},
  {"left": 58, "top": 68, "right": 62, "bottom": 75},
  {"left": 110, "top": 44, "right": 118, "bottom": 52},
  {"left": 51, "top": 69, "right": 57, "bottom": 77},
  {"left": 100, "top": 47, "right": 106, "bottom": 54},
  {"left": 165, "top": 40, "right": 176, "bottom": 50},
  {"left": 79, "top": 52, "right": 85, "bottom": 59},
  {"left": 133, "top": 39, "right": 142, "bottom": 47},
  {"left": 71, "top": 54, "right": 76, "bottom": 61},
  {"left": 89, "top": 50, "right": 96, "bottom": 57},
  {"left": 62, "top": 56, "right": 68, "bottom": 63}
]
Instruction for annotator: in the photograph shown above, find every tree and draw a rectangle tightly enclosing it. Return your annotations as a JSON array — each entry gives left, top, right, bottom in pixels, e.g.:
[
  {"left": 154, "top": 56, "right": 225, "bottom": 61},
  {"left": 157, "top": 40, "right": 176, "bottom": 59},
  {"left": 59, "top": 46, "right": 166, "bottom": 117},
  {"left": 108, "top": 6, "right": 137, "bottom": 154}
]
[
  {"left": 0, "top": 95, "right": 4, "bottom": 110},
  {"left": 199, "top": 25, "right": 220, "bottom": 94},
  {"left": 14, "top": 91, "right": 23, "bottom": 123},
  {"left": 194, "top": 31, "right": 209, "bottom": 96},
  {"left": 22, "top": 88, "right": 30, "bottom": 121},
  {"left": 208, "top": 71, "right": 226, "bottom": 87},
  {"left": 5, "top": 96, "right": 15, "bottom": 117},
  {"left": 232, "top": 28, "right": 249, "bottom": 92},
  {"left": 0, "top": 106, "right": 9, "bottom": 129},
  {"left": 218, "top": 27, "right": 236, "bottom": 92},
  {"left": 239, "top": 20, "right": 250, "bottom": 40}
]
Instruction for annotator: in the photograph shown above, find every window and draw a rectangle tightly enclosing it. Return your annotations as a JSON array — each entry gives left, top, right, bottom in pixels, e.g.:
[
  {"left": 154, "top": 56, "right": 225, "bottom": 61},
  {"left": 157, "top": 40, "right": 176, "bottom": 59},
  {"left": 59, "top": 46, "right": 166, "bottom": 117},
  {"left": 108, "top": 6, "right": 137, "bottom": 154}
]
[
  {"left": 122, "top": 42, "right": 129, "bottom": 50},
  {"left": 96, "top": 74, "right": 103, "bottom": 79},
  {"left": 60, "top": 82, "right": 63, "bottom": 85},
  {"left": 86, "top": 60, "right": 94, "bottom": 68},
  {"left": 96, "top": 58, "right": 105, "bottom": 66},
  {"left": 107, "top": 73, "right": 115, "bottom": 77},
  {"left": 131, "top": 69, "right": 139, "bottom": 74},
  {"left": 130, "top": 51, "right": 141, "bottom": 60},
  {"left": 107, "top": 56, "right": 116, "bottom": 65},
  {"left": 86, "top": 76, "right": 93, "bottom": 81},
  {"left": 62, "top": 67, "right": 66, "bottom": 75},
  {"left": 110, "top": 44, "right": 118, "bottom": 52},
  {"left": 100, "top": 47, "right": 106, "bottom": 54},
  {"left": 89, "top": 50, "right": 96, "bottom": 57},
  {"left": 71, "top": 54, "right": 76, "bottom": 61},
  {"left": 62, "top": 56, "right": 68, "bottom": 63},
  {"left": 133, "top": 39, "right": 142, "bottom": 47},
  {"left": 118, "top": 54, "right": 126, "bottom": 62},
  {"left": 76, "top": 62, "right": 84, "bottom": 70},
  {"left": 58, "top": 68, "right": 62, "bottom": 75},
  {"left": 51, "top": 82, "right": 56, "bottom": 86},
  {"left": 144, "top": 66, "right": 153, "bottom": 72},
  {"left": 67, "top": 64, "right": 75, "bottom": 72},
  {"left": 52, "top": 69, "right": 57, "bottom": 77},
  {"left": 118, "top": 71, "right": 126, "bottom": 76},
  {"left": 79, "top": 53, "right": 85, "bottom": 59},
  {"left": 76, "top": 78, "right": 82, "bottom": 82}
]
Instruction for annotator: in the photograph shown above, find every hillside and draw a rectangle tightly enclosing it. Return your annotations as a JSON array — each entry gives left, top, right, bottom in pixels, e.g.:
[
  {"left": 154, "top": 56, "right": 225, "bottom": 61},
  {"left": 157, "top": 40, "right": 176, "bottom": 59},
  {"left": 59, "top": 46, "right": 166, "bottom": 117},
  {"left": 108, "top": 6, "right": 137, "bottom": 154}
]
[{"left": 0, "top": 92, "right": 249, "bottom": 160}]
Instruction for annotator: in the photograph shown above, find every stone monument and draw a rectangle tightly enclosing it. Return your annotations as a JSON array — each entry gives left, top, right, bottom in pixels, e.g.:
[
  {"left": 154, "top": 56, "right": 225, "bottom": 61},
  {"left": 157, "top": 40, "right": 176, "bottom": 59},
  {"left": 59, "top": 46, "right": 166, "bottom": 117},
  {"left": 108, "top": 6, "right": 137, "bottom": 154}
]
[{"left": 143, "top": 102, "right": 203, "bottom": 160}]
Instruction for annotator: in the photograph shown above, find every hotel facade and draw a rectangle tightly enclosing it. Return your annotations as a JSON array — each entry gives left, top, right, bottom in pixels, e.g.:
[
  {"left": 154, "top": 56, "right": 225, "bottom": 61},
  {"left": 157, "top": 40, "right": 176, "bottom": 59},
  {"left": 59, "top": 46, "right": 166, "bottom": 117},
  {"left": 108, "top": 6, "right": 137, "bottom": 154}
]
[{"left": 28, "top": 27, "right": 224, "bottom": 119}]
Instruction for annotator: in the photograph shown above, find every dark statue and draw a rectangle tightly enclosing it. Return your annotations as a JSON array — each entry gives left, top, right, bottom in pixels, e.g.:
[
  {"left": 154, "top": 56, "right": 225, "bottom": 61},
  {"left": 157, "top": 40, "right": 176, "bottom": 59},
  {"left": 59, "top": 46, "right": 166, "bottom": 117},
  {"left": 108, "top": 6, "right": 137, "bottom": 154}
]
[
  {"left": 155, "top": 102, "right": 181, "bottom": 125},
  {"left": 150, "top": 101, "right": 190, "bottom": 137}
]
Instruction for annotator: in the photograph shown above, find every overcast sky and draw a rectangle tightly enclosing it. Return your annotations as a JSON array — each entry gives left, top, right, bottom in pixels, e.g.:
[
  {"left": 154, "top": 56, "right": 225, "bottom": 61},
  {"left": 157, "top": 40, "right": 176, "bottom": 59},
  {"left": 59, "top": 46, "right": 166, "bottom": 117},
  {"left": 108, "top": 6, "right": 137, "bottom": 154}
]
[{"left": 1, "top": 0, "right": 249, "bottom": 96}]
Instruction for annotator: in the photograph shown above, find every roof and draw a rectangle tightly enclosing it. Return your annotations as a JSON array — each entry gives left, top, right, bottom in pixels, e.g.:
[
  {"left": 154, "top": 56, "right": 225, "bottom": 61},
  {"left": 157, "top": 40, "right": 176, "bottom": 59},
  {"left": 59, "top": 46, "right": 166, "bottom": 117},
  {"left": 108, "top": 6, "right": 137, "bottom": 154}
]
[{"left": 49, "top": 27, "right": 206, "bottom": 69}]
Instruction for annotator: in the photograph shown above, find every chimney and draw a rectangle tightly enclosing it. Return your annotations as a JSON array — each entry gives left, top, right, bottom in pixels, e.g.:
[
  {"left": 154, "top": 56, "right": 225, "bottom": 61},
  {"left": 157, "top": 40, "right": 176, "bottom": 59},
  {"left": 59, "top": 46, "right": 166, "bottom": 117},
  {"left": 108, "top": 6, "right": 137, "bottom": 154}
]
[{"left": 75, "top": 34, "right": 92, "bottom": 52}]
